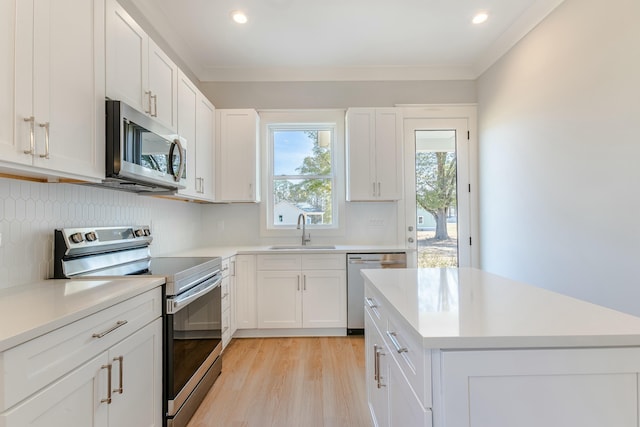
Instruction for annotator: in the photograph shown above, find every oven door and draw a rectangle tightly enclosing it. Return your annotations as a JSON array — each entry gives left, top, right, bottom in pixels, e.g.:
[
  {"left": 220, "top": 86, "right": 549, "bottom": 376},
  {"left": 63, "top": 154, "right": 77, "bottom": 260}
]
[{"left": 165, "top": 273, "right": 222, "bottom": 421}]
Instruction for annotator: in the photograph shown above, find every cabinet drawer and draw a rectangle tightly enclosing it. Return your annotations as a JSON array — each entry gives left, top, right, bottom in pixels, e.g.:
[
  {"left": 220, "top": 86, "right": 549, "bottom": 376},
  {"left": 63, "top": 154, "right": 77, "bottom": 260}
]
[
  {"left": 301, "top": 254, "right": 344, "bottom": 270},
  {"left": 257, "top": 254, "right": 301, "bottom": 270},
  {"left": 386, "top": 313, "right": 431, "bottom": 408},
  {"left": 0, "top": 287, "right": 162, "bottom": 411},
  {"left": 364, "top": 281, "right": 387, "bottom": 333}
]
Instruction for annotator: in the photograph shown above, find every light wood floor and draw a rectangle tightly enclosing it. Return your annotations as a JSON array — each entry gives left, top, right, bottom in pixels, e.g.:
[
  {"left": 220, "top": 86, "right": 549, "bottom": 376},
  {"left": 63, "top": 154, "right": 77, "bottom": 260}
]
[{"left": 186, "top": 336, "right": 371, "bottom": 427}]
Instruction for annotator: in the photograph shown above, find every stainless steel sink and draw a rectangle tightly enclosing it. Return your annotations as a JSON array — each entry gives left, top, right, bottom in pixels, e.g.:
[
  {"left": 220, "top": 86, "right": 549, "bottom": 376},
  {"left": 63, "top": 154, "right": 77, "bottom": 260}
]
[{"left": 268, "top": 245, "right": 336, "bottom": 250}]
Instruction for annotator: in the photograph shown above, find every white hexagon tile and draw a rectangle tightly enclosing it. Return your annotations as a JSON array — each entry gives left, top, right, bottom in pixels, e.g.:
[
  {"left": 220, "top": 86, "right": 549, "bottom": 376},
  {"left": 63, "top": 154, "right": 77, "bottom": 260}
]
[{"left": 0, "top": 178, "right": 203, "bottom": 289}]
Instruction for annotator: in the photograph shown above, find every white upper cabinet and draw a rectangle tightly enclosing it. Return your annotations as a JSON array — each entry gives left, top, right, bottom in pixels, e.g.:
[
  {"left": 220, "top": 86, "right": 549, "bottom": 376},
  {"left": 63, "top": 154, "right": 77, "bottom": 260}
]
[
  {"left": 346, "top": 108, "right": 403, "bottom": 201},
  {"left": 176, "top": 70, "right": 215, "bottom": 201},
  {"left": 106, "top": 0, "right": 177, "bottom": 131},
  {"left": 195, "top": 93, "right": 215, "bottom": 200},
  {"left": 215, "top": 109, "right": 260, "bottom": 202},
  {"left": 176, "top": 71, "right": 198, "bottom": 197},
  {"left": 0, "top": 0, "right": 105, "bottom": 181}
]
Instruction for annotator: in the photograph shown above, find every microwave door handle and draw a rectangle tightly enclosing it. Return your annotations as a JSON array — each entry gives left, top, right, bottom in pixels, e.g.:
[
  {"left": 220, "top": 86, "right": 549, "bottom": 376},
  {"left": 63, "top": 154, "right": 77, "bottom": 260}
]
[{"left": 168, "top": 139, "right": 185, "bottom": 182}]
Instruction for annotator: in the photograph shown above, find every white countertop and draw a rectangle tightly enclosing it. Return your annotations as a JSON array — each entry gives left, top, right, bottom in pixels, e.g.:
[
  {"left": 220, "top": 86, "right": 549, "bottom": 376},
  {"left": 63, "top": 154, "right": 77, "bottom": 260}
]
[
  {"left": 363, "top": 267, "right": 640, "bottom": 349},
  {"left": 0, "top": 277, "right": 164, "bottom": 352},
  {"left": 170, "top": 244, "right": 410, "bottom": 258}
]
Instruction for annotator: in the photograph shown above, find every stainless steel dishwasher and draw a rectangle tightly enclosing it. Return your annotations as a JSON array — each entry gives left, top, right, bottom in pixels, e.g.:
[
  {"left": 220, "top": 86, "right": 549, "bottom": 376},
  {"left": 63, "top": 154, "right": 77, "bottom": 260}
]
[{"left": 347, "top": 252, "right": 407, "bottom": 334}]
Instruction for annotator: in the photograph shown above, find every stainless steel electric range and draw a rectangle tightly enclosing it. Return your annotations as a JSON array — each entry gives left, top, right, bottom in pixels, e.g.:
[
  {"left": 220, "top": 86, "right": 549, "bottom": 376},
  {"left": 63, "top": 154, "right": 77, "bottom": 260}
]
[{"left": 54, "top": 226, "right": 222, "bottom": 427}]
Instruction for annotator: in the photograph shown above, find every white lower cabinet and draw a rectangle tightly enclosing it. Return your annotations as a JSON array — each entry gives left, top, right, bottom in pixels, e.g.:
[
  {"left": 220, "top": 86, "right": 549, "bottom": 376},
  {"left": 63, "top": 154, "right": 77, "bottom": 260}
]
[
  {"left": 365, "top": 306, "right": 432, "bottom": 427},
  {"left": 0, "top": 352, "right": 109, "bottom": 427},
  {"left": 221, "top": 256, "right": 236, "bottom": 349},
  {"left": 440, "top": 347, "right": 640, "bottom": 427},
  {"left": 0, "top": 288, "right": 162, "bottom": 427},
  {"left": 234, "top": 255, "right": 257, "bottom": 329},
  {"left": 256, "top": 254, "right": 346, "bottom": 329}
]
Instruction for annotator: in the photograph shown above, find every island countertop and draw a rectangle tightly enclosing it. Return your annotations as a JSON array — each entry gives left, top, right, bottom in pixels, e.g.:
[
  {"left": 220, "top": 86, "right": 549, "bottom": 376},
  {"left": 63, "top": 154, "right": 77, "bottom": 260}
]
[{"left": 362, "top": 267, "right": 640, "bottom": 349}]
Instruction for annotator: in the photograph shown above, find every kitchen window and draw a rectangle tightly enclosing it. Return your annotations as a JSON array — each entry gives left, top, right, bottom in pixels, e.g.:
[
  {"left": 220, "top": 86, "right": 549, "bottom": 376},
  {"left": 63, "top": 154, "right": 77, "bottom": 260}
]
[{"left": 259, "top": 110, "right": 345, "bottom": 237}]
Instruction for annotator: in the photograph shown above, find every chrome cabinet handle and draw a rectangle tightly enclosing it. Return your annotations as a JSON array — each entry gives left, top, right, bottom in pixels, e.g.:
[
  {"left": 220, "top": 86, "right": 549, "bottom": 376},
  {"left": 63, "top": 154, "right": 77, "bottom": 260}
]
[
  {"left": 38, "top": 122, "right": 50, "bottom": 159},
  {"left": 386, "top": 331, "right": 408, "bottom": 353},
  {"left": 372, "top": 182, "right": 376, "bottom": 197},
  {"left": 92, "top": 320, "right": 128, "bottom": 338},
  {"left": 375, "top": 347, "right": 385, "bottom": 388},
  {"left": 23, "top": 116, "right": 35, "bottom": 154},
  {"left": 230, "top": 260, "right": 236, "bottom": 276},
  {"left": 377, "top": 182, "right": 381, "bottom": 197},
  {"left": 101, "top": 363, "right": 113, "bottom": 404},
  {"left": 303, "top": 275, "right": 306, "bottom": 291},
  {"left": 151, "top": 94, "right": 158, "bottom": 117},
  {"left": 366, "top": 297, "right": 381, "bottom": 318},
  {"left": 373, "top": 344, "right": 379, "bottom": 381},
  {"left": 144, "top": 91, "right": 152, "bottom": 114},
  {"left": 113, "top": 356, "right": 124, "bottom": 394}
]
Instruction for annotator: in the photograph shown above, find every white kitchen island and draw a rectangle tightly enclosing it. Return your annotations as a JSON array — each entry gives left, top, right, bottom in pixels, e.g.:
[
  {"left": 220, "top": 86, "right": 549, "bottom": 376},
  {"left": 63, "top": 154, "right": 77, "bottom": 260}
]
[{"left": 362, "top": 267, "right": 640, "bottom": 427}]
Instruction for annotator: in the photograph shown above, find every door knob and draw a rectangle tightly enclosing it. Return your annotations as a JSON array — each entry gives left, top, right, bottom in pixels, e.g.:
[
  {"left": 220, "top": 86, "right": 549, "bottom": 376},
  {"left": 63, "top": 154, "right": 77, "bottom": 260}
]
[{"left": 408, "top": 237, "right": 414, "bottom": 243}]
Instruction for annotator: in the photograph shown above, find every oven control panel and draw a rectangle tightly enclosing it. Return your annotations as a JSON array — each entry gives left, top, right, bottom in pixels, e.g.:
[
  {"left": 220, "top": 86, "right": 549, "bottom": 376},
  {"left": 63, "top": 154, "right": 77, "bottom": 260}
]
[{"left": 55, "top": 226, "right": 152, "bottom": 255}]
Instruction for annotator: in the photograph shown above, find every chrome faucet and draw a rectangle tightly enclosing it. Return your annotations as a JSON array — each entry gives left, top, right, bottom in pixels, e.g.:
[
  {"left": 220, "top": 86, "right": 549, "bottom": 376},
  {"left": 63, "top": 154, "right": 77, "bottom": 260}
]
[{"left": 297, "top": 213, "right": 311, "bottom": 245}]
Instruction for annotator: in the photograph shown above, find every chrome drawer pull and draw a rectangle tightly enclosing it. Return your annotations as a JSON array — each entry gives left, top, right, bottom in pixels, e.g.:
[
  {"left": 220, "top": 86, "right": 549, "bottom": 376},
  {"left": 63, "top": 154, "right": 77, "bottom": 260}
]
[
  {"left": 365, "top": 297, "right": 378, "bottom": 308},
  {"left": 386, "top": 331, "right": 408, "bottom": 353},
  {"left": 92, "top": 320, "right": 128, "bottom": 338}
]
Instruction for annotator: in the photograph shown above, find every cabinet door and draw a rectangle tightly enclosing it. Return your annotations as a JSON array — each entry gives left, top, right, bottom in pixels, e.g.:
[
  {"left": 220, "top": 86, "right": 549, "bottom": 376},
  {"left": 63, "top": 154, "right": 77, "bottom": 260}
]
[
  {"left": 0, "top": 352, "right": 109, "bottom": 427},
  {"left": 388, "top": 357, "right": 432, "bottom": 427},
  {"left": 441, "top": 348, "right": 640, "bottom": 427},
  {"left": 374, "top": 109, "right": 402, "bottom": 200},
  {"left": 365, "top": 308, "right": 389, "bottom": 427},
  {"left": 0, "top": 0, "right": 30, "bottom": 166},
  {"left": 195, "top": 93, "right": 215, "bottom": 200},
  {"left": 30, "top": 0, "right": 104, "bottom": 179},
  {"left": 302, "top": 270, "right": 346, "bottom": 328},
  {"left": 346, "top": 108, "right": 376, "bottom": 201},
  {"left": 229, "top": 257, "right": 237, "bottom": 335},
  {"left": 257, "top": 271, "right": 302, "bottom": 328},
  {"left": 216, "top": 109, "right": 259, "bottom": 202},
  {"left": 105, "top": 0, "right": 148, "bottom": 113},
  {"left": 235, "top": 255, "right": 257, "bottom": 329},
  {"left": 177, "top": 71, "right": 198, "bottom": 197},
  {"left": 148, "top": 39, "right": 177, "bottom": 131},
  {"left": 108, "top": 318, "right": 162, "bottom": 427}
]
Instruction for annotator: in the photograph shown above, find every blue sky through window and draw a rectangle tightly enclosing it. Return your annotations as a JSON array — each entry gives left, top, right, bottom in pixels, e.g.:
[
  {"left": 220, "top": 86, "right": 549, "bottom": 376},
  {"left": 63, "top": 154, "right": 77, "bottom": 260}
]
[{"left": 273, "top": 130, "right": 314, "bottom": 176}]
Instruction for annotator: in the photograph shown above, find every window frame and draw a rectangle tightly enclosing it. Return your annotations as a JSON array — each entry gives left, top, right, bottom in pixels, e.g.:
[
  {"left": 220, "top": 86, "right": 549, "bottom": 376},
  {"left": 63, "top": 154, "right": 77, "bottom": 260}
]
[{"left": 259, "top": 110, "right": 346, "bottom": 238}]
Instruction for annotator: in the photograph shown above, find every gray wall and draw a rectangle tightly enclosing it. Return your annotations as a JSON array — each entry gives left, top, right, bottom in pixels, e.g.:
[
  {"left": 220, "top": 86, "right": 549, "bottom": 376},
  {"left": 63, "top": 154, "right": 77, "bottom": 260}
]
[
  {"left": 477, "top": 0, "right": 640, "bottom": 315},
  {"left": 201, "top": 80, "right": 476, "bottom": 109}
]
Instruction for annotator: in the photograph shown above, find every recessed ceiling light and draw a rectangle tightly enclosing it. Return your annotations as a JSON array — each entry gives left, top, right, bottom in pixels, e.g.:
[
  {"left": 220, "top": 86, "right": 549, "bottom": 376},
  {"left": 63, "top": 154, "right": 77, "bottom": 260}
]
[
  {"left": 231, "top": 10, "right": 248, "bottom": 24},
  {"left": 472, "top": 12, "right": 489, "bottom": 24}
]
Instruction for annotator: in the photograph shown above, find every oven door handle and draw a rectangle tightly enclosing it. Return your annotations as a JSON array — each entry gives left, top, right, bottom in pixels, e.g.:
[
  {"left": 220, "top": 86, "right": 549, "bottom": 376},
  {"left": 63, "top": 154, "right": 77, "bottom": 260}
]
[{"left": 167, "top": 274, "right": 221, "bottom": 314}]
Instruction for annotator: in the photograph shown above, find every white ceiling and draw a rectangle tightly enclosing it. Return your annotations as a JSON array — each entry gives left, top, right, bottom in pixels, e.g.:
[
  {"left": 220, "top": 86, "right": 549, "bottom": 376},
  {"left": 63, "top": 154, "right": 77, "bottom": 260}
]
[{"left": 130, "top": 0, "right": 565, "bottom": 82}]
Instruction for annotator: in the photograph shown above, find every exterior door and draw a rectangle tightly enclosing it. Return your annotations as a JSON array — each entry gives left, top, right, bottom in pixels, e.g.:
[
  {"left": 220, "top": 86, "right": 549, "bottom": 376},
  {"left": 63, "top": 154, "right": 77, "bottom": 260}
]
[{"left": 404, "top": 118, "right": 472, "bottom": 268}]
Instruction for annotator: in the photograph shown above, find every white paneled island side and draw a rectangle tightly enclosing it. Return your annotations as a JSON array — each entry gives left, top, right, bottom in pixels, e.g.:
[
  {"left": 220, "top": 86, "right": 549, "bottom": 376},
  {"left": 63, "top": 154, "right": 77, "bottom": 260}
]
[{"left": 363, "top": 267, "right": 640, "bottom": 427}]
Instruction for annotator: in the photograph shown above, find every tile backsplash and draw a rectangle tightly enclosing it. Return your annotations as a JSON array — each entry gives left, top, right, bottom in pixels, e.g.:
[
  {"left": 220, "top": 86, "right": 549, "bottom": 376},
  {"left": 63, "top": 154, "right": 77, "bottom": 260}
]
[{"left": 0, "top": 177, "right": 203, "bottom": 289}]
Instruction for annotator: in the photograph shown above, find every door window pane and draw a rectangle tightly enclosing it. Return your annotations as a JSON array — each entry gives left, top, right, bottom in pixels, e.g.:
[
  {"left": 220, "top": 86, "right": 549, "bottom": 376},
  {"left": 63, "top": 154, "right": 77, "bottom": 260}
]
[{"left": 415, "top": 130, "right": 458, "bottom": 267}]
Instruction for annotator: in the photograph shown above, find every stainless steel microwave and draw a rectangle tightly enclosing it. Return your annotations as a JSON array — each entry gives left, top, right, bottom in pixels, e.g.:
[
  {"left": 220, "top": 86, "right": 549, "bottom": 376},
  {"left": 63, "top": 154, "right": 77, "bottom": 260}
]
[{"left": 104, "top": 100, "right": 186, "bottom": 193}]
